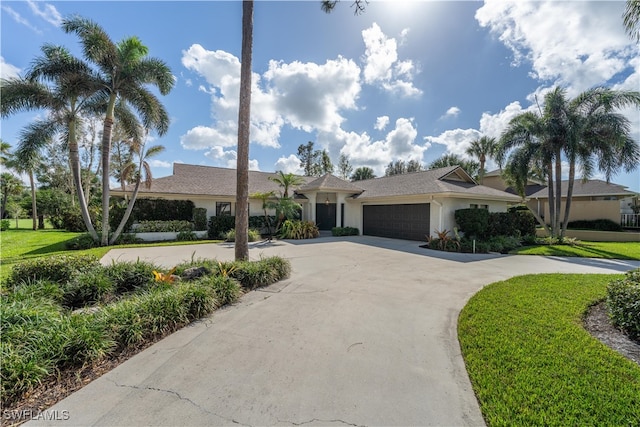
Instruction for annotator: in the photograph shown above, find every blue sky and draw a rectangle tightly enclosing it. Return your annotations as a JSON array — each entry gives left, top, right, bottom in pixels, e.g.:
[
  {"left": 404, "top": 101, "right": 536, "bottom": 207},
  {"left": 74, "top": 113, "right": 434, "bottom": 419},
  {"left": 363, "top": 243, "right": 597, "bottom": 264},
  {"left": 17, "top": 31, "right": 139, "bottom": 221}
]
[{"left": 1, "top": 0, "right": 639, "bottom": 192}]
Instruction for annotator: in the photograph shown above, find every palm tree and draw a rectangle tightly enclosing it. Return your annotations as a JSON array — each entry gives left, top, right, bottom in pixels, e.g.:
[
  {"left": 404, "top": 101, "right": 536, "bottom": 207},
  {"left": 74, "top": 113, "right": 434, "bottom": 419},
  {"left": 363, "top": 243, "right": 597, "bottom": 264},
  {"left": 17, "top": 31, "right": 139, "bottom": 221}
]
[
  {"left": 428, "top": 154, "right": 480, "bottom": 178},
  {"left": 0, "top": 140, "right": 11, "bottom": 165},
  {"left": 63, "top": 16, "right": 174, "bottom": 245},
  {"left": 11, "top": 143, "right": 41, "bottom": 230},
  {"left": 269, "top": 171, "right": 305, "bottom": 198},
  {"left": 235, "top": 1, "right": 254, "bottom": 261},
  {"left": 251, "top": 191, "right": 276, "bottom": 239},
  {"left": 0, "top": 172, "right": 23, "bottom": 219},
  {"left": 499, "top": 86, "right": 640, "bottom": 238},
  {"left": 1, "top": 44, "right": 103, "bottom": 240},
  {"left": 465, "top": 136, "right": 497, "bottom": 184},
  {"left": 624, "top": 0, "right": 640, "bottom": 42},
  {"left": 351, "top": 166, "right": 375, "bottom": 181}
]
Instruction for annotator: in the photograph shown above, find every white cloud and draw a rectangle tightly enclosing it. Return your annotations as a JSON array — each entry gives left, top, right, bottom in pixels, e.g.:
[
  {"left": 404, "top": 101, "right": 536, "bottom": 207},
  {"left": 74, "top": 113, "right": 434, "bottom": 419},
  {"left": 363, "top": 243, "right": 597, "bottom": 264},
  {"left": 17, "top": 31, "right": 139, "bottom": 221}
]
[
  {"left": 442, "top": 106, "right": 461, "bottom": 119},
  {"left": 337, "top": 117, "right": 424, "bottom": 176},
  {"left": 148, "top": 160, "right": 171, "bottom": 168},
  {"left": 478, "top": 101, "right": 531, "bottom": 139},
  {"left": 204, "top": 146, "right": 260, "bottom": 171},
  {"left": 374, "top": 116, "right": 390, "bottom": 131},
  {"left": 26, "top": 1, "right": 61, "bottom": 27},
  {"left": 361, "top": 23, "right": 421, "bottom": 97},
  {"left": 274, "top": 154, "right": 303, "bottom": 174},
  {"left": 476, "top": 0, "right": 637, "bottom": 93},
  {"left": 0, "top": 56, "right": 20, "bottom": 79},
  {"left": 424, "top": 128, "right": 481, "bottom": 159},
  {"left": 1, "top": 5, "right": 41, "bottom": 34}
]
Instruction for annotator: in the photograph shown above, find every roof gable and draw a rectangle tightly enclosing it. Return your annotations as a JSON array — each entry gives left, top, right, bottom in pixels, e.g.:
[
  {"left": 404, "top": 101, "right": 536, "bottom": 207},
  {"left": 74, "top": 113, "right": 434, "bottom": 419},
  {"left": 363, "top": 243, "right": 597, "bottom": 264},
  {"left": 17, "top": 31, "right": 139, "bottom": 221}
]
[{"left": 298, "top": 174, "right": 364, "bottom": 193}]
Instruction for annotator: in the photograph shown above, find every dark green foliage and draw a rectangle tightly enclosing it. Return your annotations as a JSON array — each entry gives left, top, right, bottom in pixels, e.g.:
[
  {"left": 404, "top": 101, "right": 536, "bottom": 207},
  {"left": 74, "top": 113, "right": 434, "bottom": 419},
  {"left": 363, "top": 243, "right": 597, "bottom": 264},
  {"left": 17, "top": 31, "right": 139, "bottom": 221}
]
[
  {"left": 112, "top": 233, "right": 143, "bottom": 245},
  {"left": 606, "top": 269, "right": 640, "bottom": 340},
  {"left": 63, "top": 269, "right": 115, "bottom": 309},
  {"left": 249, "top": 215, "right": 276, "bottom": 230},
  {"left": 510, "top": 208, "right": 537, "bottom": 237},
  {"left": 331, "top": 226, "right": 359, "bottom": 236},
  {"left": 193, "top": 207, "right": 207, "bottom": 231},
  {"left": 103, "top": 260, "right": 159, "bottom": 293},
  {"left": 230, "top": 256, "right": 291, "bottom": 290},
  {"left": 176, "top": 230, "right": 199, "bottom": 241},
  {"left": 110, "top": 198, "right": 195, "bottom": 232},
  {"left": 208, "top": 215, "right": 235, "bottom": 239},
  {"left": 1, "top": 219, "right": 10, "bottom": 231},
  {"left": 7, "top": 255, "right": 100, "bottom": 286},
  {"left": 195, "top": 275, "right": 243, "bottom": 306},
  {"left": 568, "top": 219, "right": 623, "bottom": 232},
  {"left": 455, "top": 208, "right": 490, "bottom": 239},
  {"left": 487, "top": 212, "right": 518, "bottom": 237},
  {"left": 135, "top": 220, "right": 194, "bottom": 233},
  {"left": 65, "top": 233, "right": 100, "bottom": 250},
  {"left": 261, "top": 256, "right": 292, "bottom": 280},
  {"left": 486, "top": 235, "right": 522, "bottom": 253},
  {"left": 279, "top": 220, "right": 320, "bottom": 239}
]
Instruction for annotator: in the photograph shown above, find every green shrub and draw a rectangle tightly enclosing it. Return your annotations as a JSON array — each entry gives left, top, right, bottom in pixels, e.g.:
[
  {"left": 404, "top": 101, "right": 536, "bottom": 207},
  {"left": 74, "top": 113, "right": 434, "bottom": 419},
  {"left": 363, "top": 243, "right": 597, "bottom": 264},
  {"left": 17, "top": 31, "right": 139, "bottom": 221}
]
[
  {"left": 567, "top": 219, "right": 623, "bottom": 232},
  {"left": 487, "top": 235, "right": 522, "bottom": 253},
  {"left": 487, "top": 212, "right": 519, "bottom": 237},
  {"left": 113, "top": 233, "right": 142, "bottom": 245},
  {"left": 8, "top": 279, "right": 64, "bottom": 304},
  {"left": 110, "top": 198, "right": 195, "bottom": 230},
  {"left": 249, "top": 215, "right": 276, "bottom": 230},
  {"left": 135, "top": 220, "right": 194, "bottom": 233},
  {"left": 606, "top": 269, "right": 640, "bottom": 341},
  {"left": 261, "top": 256, "right": 292, "bottom": 280},
  {"left": 455, "top": 208, "right": 490, "bottom": 239},
  {"left": 509, "top": 208, "right": 537, "bottom": 237},
  {"left": 193, "top": 208, "right": 207, "bottom": 231},
  {"left": 177, "top": 230, "right": 199, "bottom": 241},
  {"left": 208, "top": 215, "right": 235, "bottom": 239},
  {"left": 224, "top": 228, "right": 261, "bottom": 242},
  {"left": 279, "top": 220, "right": 319, "bottom": 239},
  {"left": 65, "top": 233, "right": 100, "bottom": 250},
  {"left": 8, "top": 255, "right": 101, "bottom": 286},
  {"left": 230, "top": 256, "right": 290, "bottom": 290},
  {"left": 63, "top": 269, "right": 115, "bottom": 309},
  {"left": 1, "top": 219, "right": 10, "bottom": 231},
  {"left": 331, "top": 227, "right": 359, "bottom": 236},
  {"left": 103, "top": 260, "right": 159, "bottom": 294},
  {"left": 195, "top": 275, "right": 243, "bottom": 306}
]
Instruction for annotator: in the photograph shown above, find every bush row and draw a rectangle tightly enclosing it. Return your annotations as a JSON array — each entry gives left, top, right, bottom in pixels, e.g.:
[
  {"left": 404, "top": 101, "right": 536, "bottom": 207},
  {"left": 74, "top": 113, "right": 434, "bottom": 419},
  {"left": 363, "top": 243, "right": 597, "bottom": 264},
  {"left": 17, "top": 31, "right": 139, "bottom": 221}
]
[
  {"left": 454, "top": 207, "right": 536, "bottom": 240},
  {"left": 331, "top": 227, "right": 359, "bottom": 236},
  {"left": 2, "top": 254, "right": 290, "bottom": 406},
  {"left": 606, "top": 269, "right": 640, "bottom": 341}
]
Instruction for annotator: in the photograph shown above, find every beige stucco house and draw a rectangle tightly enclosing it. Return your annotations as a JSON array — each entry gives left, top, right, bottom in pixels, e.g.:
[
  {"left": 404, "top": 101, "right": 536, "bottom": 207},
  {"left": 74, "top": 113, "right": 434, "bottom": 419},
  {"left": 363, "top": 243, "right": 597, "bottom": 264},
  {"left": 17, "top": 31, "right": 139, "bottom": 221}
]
[{"left": 112, "top": 163, "right": 522, "bottom": 241}]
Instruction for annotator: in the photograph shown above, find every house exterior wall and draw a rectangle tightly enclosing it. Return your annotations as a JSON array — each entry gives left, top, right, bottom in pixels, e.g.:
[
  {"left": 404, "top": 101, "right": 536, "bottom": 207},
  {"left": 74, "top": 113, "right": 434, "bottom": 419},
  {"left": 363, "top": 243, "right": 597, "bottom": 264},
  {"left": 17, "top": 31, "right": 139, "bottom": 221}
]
[{"left": 529, "top": 199, "right": 620, "bottom": 223}]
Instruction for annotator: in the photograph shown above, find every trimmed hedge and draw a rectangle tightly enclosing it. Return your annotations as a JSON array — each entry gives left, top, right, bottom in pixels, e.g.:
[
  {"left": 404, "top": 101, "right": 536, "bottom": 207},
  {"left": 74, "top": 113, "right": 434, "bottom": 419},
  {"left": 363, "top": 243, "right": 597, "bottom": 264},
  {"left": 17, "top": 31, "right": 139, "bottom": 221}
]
[
  {"left": 331, "top": 227, "right": 359, "bottom": 236},
  {"left": 606, "top": 269, "right": 640, "bottom": 341},
  {"left": 455, "top": 208, "right": 490, "bottom": 239},
  {"left": 193, "top": 208, "right": 207, "bottom": 231},
  {"left": 135, "top": 220, "right": 194, "bottom": 233},
  {"left": 568, "top": 219, "right": 623, "bottom": 232}
]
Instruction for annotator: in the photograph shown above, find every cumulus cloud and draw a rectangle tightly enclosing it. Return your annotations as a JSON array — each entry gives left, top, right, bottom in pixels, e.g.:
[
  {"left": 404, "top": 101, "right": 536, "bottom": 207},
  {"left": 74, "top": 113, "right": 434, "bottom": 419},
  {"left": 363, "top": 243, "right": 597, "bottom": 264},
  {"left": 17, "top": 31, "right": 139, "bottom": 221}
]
[
  {"left": 424, "top": 128, "right": 481, "bottom": 159},
  {"left": 361, "top": 23, "right": 421, "bottom": 97},
  {"left": 27, "top": 1, "right": 61, "bottom": 27},
  {"left": 148, "top": 160, "right": 171, "bottom": 168},
  {"left": 374, "top": 116, "right": 390, "bottom": 131},
  {"left": 0, "top": 56, "right": 20, "bottom": 79},
  {"left": 337, "top": 117, "right": 425, "bottom": 176},
  {"left": 441, "top": 106, "right": 460, "bottom": 119},
  {"left": 274, "top": 154, "right": 303, "bottom": 174},
  {"left": 476, "top": 0, "right": 637, "bottom": 93},
  {"left": 204, "top": 146, "right": 260, "bottom": 171}
]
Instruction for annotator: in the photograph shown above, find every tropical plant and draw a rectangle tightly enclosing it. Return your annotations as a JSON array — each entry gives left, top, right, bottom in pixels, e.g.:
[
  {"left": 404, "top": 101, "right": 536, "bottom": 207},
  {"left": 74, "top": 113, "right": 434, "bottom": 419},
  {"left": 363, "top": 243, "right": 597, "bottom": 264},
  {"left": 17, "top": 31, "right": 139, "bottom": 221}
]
[
  {"left": 234, "top": 1, "right": 253, "bottom": 261},
  {"left": 62, "top": 16, "right": 174, "bottom": 246},
  {"left": 465, "top": 136, "right": 497, "bottom": 184},
  {"left": 350, "top": 166, "right": 376, "bottom": 181},
  {"left": 251, "top": 191, "right": 276, "bottom": 238},
  {"left": 273, "top": 197, "right": 302, "bottom": 232},
  {"left": 0, "top": 172, "right": 23, "bottom": 219},
  {"left": 0, "top": 44, "right": 103, "bottom": 238},
  {"left": 428, "top": 154, "right": 480, "bottom": 178},
  {"left": 269, "top": 171, "right": 305, "bottom": 198},
  {"left": 279, "top": 219, "right": 319, "bottom": 240},
  {"left": 624, "top": 0, "right": 640, "bottom": 42},
  {"left": 498, "top": 86, "right": 640, "bottom": 238}
]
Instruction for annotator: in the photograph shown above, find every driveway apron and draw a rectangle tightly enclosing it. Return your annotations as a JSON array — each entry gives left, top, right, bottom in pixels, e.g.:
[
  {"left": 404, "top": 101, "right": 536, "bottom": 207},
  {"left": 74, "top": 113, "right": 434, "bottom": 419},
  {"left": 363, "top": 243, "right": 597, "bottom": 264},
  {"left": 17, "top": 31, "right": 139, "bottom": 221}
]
[{"left": 29, "top": 236, "right": 640, "bottom": 426}]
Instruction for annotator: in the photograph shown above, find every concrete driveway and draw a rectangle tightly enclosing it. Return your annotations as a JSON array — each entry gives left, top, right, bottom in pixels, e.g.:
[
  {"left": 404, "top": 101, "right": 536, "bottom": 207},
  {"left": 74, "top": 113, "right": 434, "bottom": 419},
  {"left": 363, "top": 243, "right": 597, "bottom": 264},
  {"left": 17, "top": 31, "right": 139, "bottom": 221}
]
[{"left": 31, "top": 236, "right": 639, "bottom": 426}]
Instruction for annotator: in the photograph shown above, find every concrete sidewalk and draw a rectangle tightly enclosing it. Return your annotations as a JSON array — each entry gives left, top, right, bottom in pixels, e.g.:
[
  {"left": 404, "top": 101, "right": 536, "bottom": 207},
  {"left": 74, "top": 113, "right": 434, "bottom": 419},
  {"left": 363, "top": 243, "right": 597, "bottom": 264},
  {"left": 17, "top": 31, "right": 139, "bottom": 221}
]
[{"left": 30, "top": 236, "right": 640, "bottom": 426}]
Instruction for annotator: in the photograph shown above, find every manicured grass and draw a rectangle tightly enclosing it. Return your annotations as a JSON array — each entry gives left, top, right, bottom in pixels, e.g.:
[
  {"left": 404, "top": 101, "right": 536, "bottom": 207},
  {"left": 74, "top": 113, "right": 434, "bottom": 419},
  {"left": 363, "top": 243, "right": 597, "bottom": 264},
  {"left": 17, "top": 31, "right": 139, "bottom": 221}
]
[
  {"left": 511, "top": 241, "right": 640, "bottom": 260},
  {"left": 458, "top": 274, "right": 640, "bottom": 426},
  {"left": 0, "top": 227, "right": 221, "bottom": 282}
]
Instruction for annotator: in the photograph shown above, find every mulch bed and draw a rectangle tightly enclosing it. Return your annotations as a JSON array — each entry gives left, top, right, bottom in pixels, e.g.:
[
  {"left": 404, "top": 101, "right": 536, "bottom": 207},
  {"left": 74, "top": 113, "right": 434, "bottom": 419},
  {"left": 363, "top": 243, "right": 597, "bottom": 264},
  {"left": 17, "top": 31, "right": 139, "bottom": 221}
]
[{"left": 583, "top": 301, "right": 640, "bottom": 365}]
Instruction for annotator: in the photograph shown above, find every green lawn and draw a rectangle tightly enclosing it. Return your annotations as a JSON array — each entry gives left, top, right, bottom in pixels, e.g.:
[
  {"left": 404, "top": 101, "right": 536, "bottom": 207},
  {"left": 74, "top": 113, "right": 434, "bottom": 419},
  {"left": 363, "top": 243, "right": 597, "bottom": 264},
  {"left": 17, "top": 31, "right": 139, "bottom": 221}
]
[
  {"left": 458, "top": 274, "right": 640, "bottom": 426},
  {"left": 511, "top": 241, "right": 640, "bottom": 260},
  {"left": 0, "top": 224, "right": 220, "bottom": 282}
]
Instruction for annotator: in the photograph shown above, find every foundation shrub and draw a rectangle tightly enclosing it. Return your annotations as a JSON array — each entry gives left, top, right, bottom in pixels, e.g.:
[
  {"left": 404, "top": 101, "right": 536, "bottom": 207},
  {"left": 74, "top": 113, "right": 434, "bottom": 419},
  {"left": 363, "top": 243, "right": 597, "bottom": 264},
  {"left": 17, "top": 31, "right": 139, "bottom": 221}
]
[
  {"left": 606, "top": 269, "right": 640, "bottom": 341},
  {"left": 331, "top": 227, "right": 359, "bottom": 236},
  {"left": 455, "top": 208, "right": 490, "bottom": 239},
  {"left": 193, "top": 208, "right": 208, "bottom": 231},
  {"left": 568, "top": 219, "right": 623, "bottom": 232},
  {"left": 135, "top": 220, "right": 194, "bottom": 233},
  {"left": 208, "top": 215, "right": 235, "bottom": 239}
]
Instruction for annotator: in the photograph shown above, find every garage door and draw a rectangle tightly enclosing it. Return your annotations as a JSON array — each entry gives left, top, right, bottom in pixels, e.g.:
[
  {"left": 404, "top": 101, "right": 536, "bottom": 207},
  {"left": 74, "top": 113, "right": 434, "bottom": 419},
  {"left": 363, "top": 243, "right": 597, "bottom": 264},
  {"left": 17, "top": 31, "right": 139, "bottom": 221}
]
[{"left": 363, "top": 203, "right": 430, "bottom": 241}]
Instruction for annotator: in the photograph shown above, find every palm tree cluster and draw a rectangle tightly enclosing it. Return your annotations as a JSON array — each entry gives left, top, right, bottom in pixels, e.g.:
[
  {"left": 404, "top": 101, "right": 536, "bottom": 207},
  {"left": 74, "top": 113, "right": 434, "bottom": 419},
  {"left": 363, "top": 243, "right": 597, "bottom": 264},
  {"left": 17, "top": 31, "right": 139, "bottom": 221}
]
[
  {"left": 1, "top": 16, "right": 174, "bottom": 245},
  {"left": 497, "top": 86, "right": 640, "bottom": 238}
]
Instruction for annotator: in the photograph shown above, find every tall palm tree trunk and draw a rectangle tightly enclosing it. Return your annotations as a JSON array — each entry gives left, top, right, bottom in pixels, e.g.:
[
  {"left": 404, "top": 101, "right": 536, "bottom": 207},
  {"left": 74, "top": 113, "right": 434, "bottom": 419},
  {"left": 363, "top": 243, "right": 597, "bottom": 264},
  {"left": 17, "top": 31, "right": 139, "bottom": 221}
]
[
  {"left": 235, "top": 0, "right": 253, "bottom": 261},
  {"left": 546, "top": 163, "right": 555, "bottom": 237},
  {"left": 561, "top": 160, "right": 576, "bottom": 238},
  {"left": 69, "top": 118, "right": 99, "bottom": 240},
  {"left": 554, "top": 152, "right": 562, "bottom": 237},
  {"left": 100, "top": 96, "right": 117, "bottom": 246},
  {"left": 29, "top": 170, "right": 37, "bottom": 230}
]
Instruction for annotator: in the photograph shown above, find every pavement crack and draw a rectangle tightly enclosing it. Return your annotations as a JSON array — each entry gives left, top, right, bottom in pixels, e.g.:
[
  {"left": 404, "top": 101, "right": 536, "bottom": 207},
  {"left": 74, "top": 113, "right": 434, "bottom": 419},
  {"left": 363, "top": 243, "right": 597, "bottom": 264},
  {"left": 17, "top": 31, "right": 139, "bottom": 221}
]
[
  {"left": 106, "top": 378, "right": 251, "bottom": 426},
  {"left": 280, "top": 418, "right": 363, "bottom": 426}
]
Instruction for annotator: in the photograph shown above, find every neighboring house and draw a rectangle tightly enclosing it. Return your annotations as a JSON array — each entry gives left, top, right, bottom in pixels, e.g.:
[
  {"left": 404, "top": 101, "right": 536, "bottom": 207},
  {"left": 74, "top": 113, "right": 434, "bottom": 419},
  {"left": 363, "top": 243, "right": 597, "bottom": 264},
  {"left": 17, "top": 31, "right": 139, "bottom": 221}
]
[
  {"left": 112, "top": 163, "right": 521, "bottom": 241},
  {"left": 482, "top": 169, "right": 639, "bottom": 226}
]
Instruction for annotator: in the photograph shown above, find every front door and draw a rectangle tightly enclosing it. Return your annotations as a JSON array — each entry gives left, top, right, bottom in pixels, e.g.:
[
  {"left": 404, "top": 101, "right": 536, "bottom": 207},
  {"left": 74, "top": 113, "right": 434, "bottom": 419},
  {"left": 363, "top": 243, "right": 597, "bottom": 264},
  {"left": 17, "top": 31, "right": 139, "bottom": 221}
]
[{"left": 316, "top": 203, "right": 337, "bottom": 231}]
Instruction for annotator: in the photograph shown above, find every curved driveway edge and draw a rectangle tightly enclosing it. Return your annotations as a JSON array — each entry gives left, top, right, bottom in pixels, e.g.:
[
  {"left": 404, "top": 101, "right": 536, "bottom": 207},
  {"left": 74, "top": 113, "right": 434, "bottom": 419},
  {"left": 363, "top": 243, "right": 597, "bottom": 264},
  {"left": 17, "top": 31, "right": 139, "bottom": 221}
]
[{"left": 30, "top": 236, "right": 640, "bottom": 426}]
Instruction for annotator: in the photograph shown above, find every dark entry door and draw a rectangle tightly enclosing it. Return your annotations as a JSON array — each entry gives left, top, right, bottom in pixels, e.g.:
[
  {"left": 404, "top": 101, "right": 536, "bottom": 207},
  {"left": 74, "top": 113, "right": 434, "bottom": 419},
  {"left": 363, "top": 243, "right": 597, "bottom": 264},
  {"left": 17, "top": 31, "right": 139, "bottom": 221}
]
[
  {"left": 316, "top": 203, "right": 337, "bottom": 231},
  {"left": 363, "top": 203, "right": 430, "bottom": 241}
]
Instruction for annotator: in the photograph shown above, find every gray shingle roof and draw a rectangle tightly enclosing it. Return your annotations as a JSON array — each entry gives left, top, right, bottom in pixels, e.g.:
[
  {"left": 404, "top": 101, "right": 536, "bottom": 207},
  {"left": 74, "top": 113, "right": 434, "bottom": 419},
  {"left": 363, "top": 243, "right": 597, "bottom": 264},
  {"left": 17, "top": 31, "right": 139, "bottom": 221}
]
[
  {"left": 528, "top": 179, "right": 637, "bottom": 198},
  {"left": 298, "top": 174, "right": 364, "bottom": 193},
  {"left": 112, "top": 163, "right": 314, "bottom": 197},
  {"left": 353, "top": 166, "right": 521, "bottom": 201}
]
